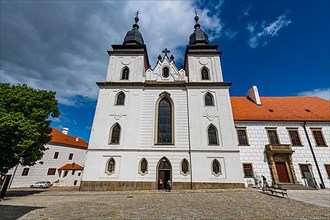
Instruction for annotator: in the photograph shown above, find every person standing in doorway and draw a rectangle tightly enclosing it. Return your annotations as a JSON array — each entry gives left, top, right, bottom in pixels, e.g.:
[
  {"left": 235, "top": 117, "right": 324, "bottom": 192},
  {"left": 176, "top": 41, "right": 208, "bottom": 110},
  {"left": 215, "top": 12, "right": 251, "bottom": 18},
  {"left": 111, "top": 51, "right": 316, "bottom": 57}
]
[
  {"left": 158, "top": 178, "right": 163, "bottom": 190},
  {"left": 167, "top": 179, "right": 172, "bottom": 192}
]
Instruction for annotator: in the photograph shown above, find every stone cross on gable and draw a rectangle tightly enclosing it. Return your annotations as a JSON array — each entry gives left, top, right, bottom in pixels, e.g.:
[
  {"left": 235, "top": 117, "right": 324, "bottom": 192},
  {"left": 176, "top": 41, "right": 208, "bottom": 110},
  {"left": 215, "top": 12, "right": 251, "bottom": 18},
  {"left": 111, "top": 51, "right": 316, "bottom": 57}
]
[{"left": 162, "top": 48, "right": 170, "bottom": 57}]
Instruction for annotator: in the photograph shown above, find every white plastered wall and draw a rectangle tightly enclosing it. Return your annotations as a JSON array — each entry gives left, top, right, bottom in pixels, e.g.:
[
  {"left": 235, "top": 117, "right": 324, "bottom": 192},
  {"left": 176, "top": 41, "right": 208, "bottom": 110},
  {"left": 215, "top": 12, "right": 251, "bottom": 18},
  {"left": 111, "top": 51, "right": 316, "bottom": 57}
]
[
  {"left": 187, "top": 55, "right": 224, "bottom": 83},
  {"left": 8, "top": 144, "right": 86, "bottom": 188},
  {"left": 83, "top": 87, "right": 191, "bottom": 182},
  {"left": 236, "top": 121, "right": 330, "bottom": 188},
  {"left": 106, "top": 55, "right": 146, "bottom": 82}
]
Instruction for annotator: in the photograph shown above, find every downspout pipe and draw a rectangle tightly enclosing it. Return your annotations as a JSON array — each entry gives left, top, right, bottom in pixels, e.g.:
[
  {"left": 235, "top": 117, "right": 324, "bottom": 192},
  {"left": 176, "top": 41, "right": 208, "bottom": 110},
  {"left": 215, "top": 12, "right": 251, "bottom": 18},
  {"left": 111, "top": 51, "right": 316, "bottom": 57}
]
[
  {"left": 186, "top": 90, "right": 193, "bottom": 189},
  {"left": 303, "top": 122, "right": 325, "bottom": 188}
]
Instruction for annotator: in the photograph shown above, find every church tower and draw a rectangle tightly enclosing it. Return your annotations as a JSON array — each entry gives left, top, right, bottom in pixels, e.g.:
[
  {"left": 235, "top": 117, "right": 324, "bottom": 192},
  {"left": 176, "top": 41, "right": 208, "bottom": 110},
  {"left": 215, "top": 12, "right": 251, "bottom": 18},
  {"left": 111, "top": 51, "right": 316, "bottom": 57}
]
[
  {"left": 185, "top": 15, "right": 244, "bottom": 185},
  {"left": 81, "top": 13, "right": 244, "bottom": 190}
]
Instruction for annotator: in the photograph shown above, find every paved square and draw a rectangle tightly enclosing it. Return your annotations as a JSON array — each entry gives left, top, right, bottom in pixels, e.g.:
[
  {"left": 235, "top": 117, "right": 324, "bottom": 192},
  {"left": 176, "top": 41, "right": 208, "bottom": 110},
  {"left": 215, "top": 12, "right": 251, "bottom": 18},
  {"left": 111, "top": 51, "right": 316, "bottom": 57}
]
[
  {"left": 287, "top": 189, "right": 330, "bottom": 208},
  {"left": 1, "top": 188, "right": 329, "bottom": 219}
]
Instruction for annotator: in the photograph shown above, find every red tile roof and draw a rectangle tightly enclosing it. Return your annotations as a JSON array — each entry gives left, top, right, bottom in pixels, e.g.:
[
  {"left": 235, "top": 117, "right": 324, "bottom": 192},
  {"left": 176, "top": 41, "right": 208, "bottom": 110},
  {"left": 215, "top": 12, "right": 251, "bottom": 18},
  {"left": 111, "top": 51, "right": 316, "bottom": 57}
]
[
  {"left": 50, "top": 128, "right": 88, "bottom": 149},
  {"left": 58, "top": 163, "right": 84, "bottom": 170},
  {"left": 231, "top": 96, "right": 330, "bottom": 121}
]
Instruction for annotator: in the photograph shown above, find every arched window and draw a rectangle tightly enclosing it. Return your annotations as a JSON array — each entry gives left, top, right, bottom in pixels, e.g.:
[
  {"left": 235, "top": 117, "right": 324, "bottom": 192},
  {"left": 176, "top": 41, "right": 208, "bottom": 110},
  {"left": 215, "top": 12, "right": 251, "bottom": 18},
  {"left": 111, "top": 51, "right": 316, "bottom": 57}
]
[
  {"left": 106, "top": 158, "right": 115, "bottom": 174},
  {"left": 181, "top": 159, "right": 189, "bottom": 175},
  {"left": 158, "top": 157, "right": 171, "bottom": 170},
  {"left": 116, "top": 92, "right": 125, "bottom": 105},
  {"left": 121, "top": 67, "right": 129, "bottom": 80},
  {"left": 201, "top": 67, "right": 209, "bottom": 80},
  {"left": 157, "top": 97, "right": 173, "bottom": 144},
  {"left": 162, "top": 67, "right": 169, "bottom": 78},
  {"left": 208, "top": 125, "right": 218, "bottom": 145},
  {"left": 212, "top": 159, "right": 221, "bottom": 176},
  {"left": 109, "top": 123, "right": 121, "bottom": 144},
  {"left": 205, "top": 93, "right": 214, "bottom": 106},
  {"left": 139, "top": 158, "right": 148, "bottom": 175}
]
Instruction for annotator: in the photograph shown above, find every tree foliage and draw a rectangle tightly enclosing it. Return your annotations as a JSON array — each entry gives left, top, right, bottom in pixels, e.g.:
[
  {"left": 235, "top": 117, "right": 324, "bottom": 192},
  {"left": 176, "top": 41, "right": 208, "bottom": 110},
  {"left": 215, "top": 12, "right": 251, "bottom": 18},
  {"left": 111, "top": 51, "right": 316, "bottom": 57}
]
[{"left": 0, "top": 83, "right": 60, "bottom": 175}]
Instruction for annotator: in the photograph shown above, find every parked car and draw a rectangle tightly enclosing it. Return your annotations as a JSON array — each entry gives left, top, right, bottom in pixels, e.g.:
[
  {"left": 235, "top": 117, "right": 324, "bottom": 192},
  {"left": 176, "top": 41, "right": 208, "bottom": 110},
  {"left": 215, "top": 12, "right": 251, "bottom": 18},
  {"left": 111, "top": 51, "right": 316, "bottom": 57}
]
[{"left": 30, "top": 181, "right": 52, "bottom": 188}]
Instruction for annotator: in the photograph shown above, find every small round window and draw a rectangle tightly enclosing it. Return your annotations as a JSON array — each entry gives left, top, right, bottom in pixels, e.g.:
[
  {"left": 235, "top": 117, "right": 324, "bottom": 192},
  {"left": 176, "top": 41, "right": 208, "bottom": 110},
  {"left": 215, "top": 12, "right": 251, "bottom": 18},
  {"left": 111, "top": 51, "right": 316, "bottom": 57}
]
[{"left": 162, "top": 67, "right": 169, "bottom": 78}]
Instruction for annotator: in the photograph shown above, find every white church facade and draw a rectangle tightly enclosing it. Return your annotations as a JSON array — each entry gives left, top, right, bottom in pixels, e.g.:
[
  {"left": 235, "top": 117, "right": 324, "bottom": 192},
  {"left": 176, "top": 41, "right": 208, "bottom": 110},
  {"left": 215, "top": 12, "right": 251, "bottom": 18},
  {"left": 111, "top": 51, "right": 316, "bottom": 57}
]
[{"left": 81, "top": 15, "right": 245, "bottom": 190}]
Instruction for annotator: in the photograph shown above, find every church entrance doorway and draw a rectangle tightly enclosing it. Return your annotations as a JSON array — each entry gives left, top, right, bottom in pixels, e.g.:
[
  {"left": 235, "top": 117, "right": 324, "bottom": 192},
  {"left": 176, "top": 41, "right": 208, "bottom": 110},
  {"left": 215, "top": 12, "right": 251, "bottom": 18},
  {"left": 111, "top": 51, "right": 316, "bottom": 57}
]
[{"left": 157, "top": 157, "right": 172, "bottom": 190}]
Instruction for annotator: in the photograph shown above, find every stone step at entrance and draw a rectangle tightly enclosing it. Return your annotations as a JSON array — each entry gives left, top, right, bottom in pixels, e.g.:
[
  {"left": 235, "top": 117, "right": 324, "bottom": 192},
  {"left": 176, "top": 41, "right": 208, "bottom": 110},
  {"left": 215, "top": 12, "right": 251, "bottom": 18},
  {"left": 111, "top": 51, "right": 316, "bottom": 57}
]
[{"left": 278, "top": 183, "right": 317, "bottom": 190}]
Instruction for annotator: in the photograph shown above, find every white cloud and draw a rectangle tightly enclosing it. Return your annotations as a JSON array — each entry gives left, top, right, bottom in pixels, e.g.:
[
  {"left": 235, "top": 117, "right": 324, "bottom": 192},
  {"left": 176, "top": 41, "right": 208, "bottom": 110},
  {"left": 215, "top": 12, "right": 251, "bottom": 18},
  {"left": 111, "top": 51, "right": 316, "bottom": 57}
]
[
  {"left": 223, "top": 29, "right": 238, "bottom": 39},
  {"left": 0, "top": 1, "right": 224, "bottom": 106},
  {"left": 56, "top": 96, "right": 80, "bottom": 107},
  {"left": 297, "top": 88, "right": 330, "bottom": 100},
  {"left": 247, "top": 13, "right": 291, "bottom": 48}
]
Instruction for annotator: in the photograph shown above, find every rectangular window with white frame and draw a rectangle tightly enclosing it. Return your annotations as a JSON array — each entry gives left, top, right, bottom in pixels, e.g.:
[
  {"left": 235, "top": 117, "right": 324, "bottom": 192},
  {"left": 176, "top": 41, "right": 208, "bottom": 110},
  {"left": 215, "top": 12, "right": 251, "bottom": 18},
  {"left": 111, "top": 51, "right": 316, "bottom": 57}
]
[
  {"left": 266, "top": 128, "right": 280, "bottom": 145},
  {"left": 21, "top": 168, "right": 30, "bottom": 176},
  {"left": 236, "top": 128, "right": 249, "bottom": 146},
  {"left": 47, "top": 168, "right": 56, "bottom": 175},
  {"left": 325, "top": 164, "right": 330, "bottom": 178},
  {"left": 311, "top": 129, "right": 327, "bottom": 147},
  {"left": 54, "top": 152, "right": 59, "bottom": 159},
  {"left": 299, "top": 164, "right": 309, "bottom": 179},
  {"left": 287, "top": 128, "right": 303, "bottom": 146},
  {"left": 242, "top": 163, "right": 254, "bottom": 178}
]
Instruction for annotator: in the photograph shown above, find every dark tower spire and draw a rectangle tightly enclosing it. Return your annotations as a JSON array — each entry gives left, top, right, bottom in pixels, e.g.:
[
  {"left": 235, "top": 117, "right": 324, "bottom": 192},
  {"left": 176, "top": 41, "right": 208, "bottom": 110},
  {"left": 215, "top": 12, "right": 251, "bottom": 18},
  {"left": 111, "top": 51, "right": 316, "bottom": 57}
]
[
  {"left": 132, "top": 10, "right": 140, "bottom": 29},
  {"left": 189, "top": 10, "right": 210, "bottom": 45},
  {"left": 194, "top": 9, "right": 201, "bottom": 29},
  {"left": 123, "top": 11, "right": 144, "bottom": 45}
]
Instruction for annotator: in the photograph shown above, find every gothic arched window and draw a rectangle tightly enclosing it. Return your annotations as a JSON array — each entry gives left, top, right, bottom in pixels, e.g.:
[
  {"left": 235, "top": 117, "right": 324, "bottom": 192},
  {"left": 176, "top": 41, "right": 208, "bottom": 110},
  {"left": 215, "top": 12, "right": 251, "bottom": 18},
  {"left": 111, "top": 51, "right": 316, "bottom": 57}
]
[
  {"left": 109, "top": 123, "right": 121, "bottom": 144},
  {"left": 121, "top": 67, "right": 129, "bottom": 80},
  {"left": 181, "top": 159, "right": 189, "bottom": 175},
  {"left": 106, "top": 158, "right": 115, "bottom": 175},
  {"left": 116, "top": 92, "right": 125, "bottom": 105},
  {"left": 205, "top": 93, "right": 214, "bottom": 106},
  {"left": 212, "top": 159, "right": 221, "bottom": 176},
  {"left": 158, "top": 158, "right": 171, "bottom": 169},
  {"left": 157, "top": 97, "right": 173, "bottom": 144},
  {"left": 139, "top": 158, "right": 148, "bottom": 175},
  {"left": 201, "top": 67, "right": 209, "bottom": 80},
  {"left": 208, "top": 124, "right": 218, "bottom": 145}
]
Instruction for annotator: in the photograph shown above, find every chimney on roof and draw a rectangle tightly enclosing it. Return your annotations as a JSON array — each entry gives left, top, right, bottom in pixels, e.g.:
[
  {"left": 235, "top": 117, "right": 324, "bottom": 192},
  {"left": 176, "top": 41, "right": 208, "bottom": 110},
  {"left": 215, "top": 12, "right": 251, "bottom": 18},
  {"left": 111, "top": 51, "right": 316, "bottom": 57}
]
[
  {"left": 248, "top": 86, "right": 262, "bottom": 105},
  {"left": 62, "top": 127, "right": 69, "bottom": 135},
  {"left": 76, "top": 137, "right": 79, "bottom": 142}
]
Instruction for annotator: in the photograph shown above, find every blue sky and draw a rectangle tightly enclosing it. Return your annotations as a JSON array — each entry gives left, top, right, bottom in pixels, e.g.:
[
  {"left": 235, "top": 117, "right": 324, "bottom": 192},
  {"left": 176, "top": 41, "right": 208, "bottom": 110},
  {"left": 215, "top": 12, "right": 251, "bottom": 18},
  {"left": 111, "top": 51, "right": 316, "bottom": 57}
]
[{"left": 1, "top": 0, "right": 329, "bottom": 142}]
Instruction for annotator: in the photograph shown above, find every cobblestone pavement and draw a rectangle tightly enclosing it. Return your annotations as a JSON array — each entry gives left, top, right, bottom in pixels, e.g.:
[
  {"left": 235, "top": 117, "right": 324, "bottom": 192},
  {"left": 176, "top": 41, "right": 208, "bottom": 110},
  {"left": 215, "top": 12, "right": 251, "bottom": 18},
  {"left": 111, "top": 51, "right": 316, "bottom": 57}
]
[
  {"left": 1, "top": 188, "right": 329, "bottom": 220},
  {"left": 287, "top": 189, "right": 330, "bottom": 208}
]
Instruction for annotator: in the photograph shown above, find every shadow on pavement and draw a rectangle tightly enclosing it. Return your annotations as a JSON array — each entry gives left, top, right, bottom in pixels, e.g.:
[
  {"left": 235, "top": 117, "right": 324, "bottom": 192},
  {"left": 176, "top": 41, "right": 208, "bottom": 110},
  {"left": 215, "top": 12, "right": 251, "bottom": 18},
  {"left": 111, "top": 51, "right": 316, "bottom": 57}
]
[
  {"left": 257, "top": 190, "right": 289, "bottom": 199},
  {"left": 0, "top": 205, "right": 44, "bottom": 220},
  {"left": 5, "top": 190, "right": 46, "bottom": 198}
]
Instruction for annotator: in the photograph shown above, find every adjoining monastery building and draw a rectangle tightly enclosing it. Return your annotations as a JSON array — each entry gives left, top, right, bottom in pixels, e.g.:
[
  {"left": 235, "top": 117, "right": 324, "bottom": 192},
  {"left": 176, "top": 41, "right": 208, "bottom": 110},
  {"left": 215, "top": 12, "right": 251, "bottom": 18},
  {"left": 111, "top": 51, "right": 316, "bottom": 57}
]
[
  {"left": 233, "top": 90, "right": 330, "bottom": 189},
  {"left": 7, "top": 128, "right": 88, "bottom": 188},
  {"left": 81, "top": 14, "right": 330, "bottom": 190}
]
